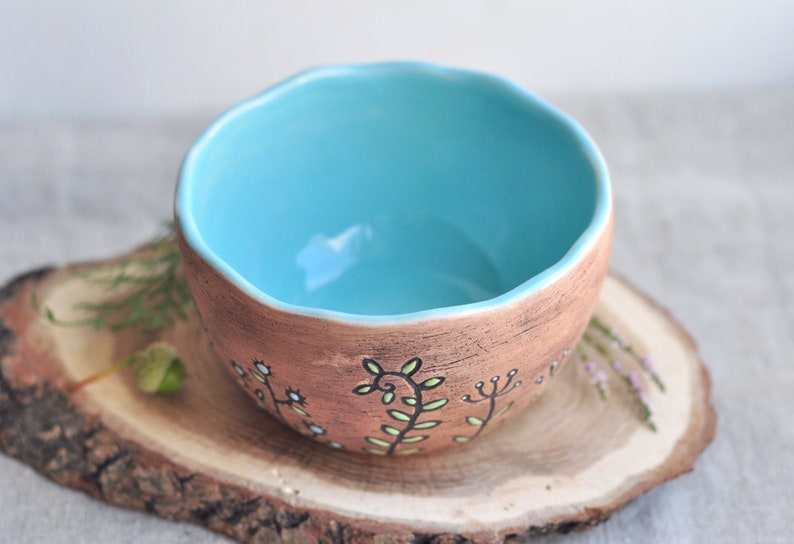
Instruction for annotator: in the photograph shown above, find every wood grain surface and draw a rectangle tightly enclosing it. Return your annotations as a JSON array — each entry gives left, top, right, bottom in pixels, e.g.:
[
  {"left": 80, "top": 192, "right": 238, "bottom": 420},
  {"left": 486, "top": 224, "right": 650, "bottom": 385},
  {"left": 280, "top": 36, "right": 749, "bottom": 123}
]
[{"left": 0, "top": 264, "right": 715, "bottom": 543}]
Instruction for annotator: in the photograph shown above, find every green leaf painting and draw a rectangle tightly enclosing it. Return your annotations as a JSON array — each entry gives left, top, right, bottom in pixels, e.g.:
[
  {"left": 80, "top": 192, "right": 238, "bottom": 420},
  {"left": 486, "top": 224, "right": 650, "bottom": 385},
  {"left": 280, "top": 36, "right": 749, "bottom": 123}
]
[
  {"left": 400, "top": 357, "right": 422, "bottom": 376},
  {"left": 363, "top": 358, "right": 384, "bottom": 376},
  {"left": 352, "top": 357, "right": 449, "bottom": 455},
  {"left": 420, "top": 376, "right": 445, "bottom": 390},
  {"left": 388, "top": 409, "right": 412, "bottom": 422},
  {"left": 422, "top": 398, "right": 449, "bottom": 411}
]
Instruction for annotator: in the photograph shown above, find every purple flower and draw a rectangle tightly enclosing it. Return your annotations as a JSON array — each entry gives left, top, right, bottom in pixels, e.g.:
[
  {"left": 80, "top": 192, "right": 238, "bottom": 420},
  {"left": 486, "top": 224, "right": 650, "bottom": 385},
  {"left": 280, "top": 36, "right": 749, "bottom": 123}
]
[
  {"left": 584, "top": 361, "right": 597, "bottom": 374},
  {"left": 640, "top": 356, "right": 655, "bottom": 372},
  {"left": 628, "top": 371, "right": 649, "bottom": 403},
  {"left": 628, "top": 371, "right": 644, "bottom": 391},
  {"left": 593, "top": 370, "right": 609, "bottom": 385},
  {"left": 611, "top": 360, "right": 622, "bottom": 372}
]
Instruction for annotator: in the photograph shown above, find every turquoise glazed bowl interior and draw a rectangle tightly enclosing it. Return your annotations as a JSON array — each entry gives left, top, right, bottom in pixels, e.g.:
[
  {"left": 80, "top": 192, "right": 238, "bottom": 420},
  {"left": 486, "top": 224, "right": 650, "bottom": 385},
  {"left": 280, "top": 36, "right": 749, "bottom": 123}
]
[{"left": 177, "top": 62, "right": 610, "bottom": 320}]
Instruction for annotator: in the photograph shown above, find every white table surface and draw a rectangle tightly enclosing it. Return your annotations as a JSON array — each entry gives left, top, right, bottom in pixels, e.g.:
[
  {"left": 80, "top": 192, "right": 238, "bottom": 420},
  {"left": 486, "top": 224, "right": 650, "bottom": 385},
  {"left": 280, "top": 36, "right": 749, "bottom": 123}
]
[{"left": 1, "top": 90, "right": 792, "bottom": 543}]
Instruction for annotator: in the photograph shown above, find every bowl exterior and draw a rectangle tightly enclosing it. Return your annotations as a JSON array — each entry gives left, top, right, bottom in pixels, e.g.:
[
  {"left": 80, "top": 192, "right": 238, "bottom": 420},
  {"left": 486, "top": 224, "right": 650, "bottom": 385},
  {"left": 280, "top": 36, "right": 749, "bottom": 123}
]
[{"left": 175, "top": 212, "right": 612, "bottom": 456}]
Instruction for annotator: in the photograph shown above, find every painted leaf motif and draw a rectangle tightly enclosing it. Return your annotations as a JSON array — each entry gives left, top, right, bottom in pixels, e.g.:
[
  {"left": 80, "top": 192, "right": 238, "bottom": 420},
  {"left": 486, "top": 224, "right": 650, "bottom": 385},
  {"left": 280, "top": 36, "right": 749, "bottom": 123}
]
[
  {"left": 494, "top": 402, "right": 513, "bottom": 419},
  {"left": 419, "top": 376, "right": 445, "bottom": 390},
  {"left": 421, "top": 398, "right": 449, "bottom": 411},
  {"left": 381, "top": 424, "right": 401, "bottom": 436},
  {"left": 365, "top": 448, "right": 387, "bottom": 456},
  {"left": 413, "top": 420, "right": 441, "bottom": 429},
  {"left": 400, "top": 357, "right": 422, "bottom": 377},
  {"left": 387, "top": 409, "right": 411, "bottom": 422},
  {"left": 363, "top": 358, "right": 384, "bottom": 376},
  {"left": 401, "top": 396, "right": 417, "bottom": 406},
  {"left": 352, "top": 384, "right": 374, "bottom": 395},
  {"left": 290, "top": 405, "right": 309, "bottom": 417},
  {"left": 366, "top": 436, "right": 392, "bottom": 448},
  {"left": 382, "top": 391, "right": 395, "bottom": 405},
  {"left": 454, "top": 435, "right": 469, "bottom": 443},
  {"left": 395, "top": 448, "right": 420, "bottom": 456},
  {"left": 250, "top": 370, "right": 266, "bottom": 384},
  {"left": 466, "top": 416, "right": 484, "bottom": 426},
  {"left": 401, "top": 435, "right": 428, "bottom": 444}
]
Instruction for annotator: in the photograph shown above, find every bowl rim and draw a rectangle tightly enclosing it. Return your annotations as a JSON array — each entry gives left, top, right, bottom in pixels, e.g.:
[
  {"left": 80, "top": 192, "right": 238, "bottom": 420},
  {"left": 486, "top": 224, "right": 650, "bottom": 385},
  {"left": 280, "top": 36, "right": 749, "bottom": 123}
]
[{"left": 175, "top": 61, "right": 612, "bottom": 325}]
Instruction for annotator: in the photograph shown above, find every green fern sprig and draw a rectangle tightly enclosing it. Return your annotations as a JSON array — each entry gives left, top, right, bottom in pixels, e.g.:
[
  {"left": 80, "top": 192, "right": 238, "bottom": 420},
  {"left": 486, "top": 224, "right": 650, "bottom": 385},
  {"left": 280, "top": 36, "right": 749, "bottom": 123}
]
[
  {"left": 33, "top": 223, "right": 193, "bottom": 333},
  {"left": 31, "top": 223, "right": 191, "bottom": 394}
]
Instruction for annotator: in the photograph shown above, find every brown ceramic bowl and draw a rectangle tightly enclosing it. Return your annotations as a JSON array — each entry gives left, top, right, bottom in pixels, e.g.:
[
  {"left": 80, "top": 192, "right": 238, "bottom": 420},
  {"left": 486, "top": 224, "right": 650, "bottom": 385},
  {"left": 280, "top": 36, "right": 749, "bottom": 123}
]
[{"left": 175, "top": 63, "right": 612, "bottom": 455}]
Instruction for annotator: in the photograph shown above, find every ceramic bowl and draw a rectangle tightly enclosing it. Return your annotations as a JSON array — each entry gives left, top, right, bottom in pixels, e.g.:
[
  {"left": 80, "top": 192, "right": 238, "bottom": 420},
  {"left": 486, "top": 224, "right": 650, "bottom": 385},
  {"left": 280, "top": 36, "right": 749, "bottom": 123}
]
[{"left": 175, "top": 62, "right": 612, "bottom": 455}]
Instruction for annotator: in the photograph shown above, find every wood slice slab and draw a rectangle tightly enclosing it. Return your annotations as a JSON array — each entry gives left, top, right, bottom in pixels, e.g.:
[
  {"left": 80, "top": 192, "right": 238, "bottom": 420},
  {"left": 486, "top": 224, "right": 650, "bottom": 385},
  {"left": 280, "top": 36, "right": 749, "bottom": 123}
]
[{"left": 0, "top": 262, "right": 715, "bottom": 543}]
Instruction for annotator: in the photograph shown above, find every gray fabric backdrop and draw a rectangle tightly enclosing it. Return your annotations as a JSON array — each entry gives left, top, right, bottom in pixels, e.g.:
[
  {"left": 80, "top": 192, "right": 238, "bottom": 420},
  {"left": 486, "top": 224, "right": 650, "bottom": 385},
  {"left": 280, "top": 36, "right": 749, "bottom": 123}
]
[{"left": 1, "top": 90, "right": 791, "bottom": 543}]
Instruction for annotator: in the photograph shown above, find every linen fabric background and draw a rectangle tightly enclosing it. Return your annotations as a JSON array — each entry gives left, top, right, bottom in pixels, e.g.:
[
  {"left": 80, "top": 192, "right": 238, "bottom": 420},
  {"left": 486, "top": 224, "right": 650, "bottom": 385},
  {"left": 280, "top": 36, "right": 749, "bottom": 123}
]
[{"left": 1, "top": 2, "right": 793, "bottom": 542}]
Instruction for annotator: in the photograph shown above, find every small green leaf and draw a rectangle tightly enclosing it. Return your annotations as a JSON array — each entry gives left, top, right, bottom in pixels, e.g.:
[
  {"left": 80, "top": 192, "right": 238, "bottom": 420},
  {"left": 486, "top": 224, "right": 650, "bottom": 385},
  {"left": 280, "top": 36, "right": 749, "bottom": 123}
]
[
  {"left": 466, "top": 416, "right": 484, "bottom": 426},
  {"left": 401, "top": 435, "right": 427, "bottom": 444},
  {"left": 290, "top": 405, "right": 309, "bottom": 417},
  {"left": 454, "top": 435, "right": 469, "bottom": 443},
  {"left": 382, "top": 391, "right": 395, "bottom": 405},
  {"left": 419, "top": 376, "right": 445, "bottom": 390},
  {"left": 363, "top": 358, "right": 383, "bottom": 376},
  {"left": 364, "top": 448, "right": 387, "bottom": 456},
  {"left": 413, "top": 420, "right": 441, "bottom": 429},
  {"left": 400, "top": 357, "right": 422, "bottom": 377},
  {"left": 366, "top": 436, "right": 392, "bottom": 448},
  {"left": 395, "top": 448, "right": 420, "bottom": 456},
  {"left": 494, "top": 402, "right": 513, "bottom": 419},
  {"left": 352, "top": 384, "right": 374, "bottom": 395},
  {"left": 251, "top": 370, "right": 267, "bottom": 384},
  {"left": 401, "top": 396, "right": 417, "bottom": 406},
  {"left": 387, "top": 409, "right": 411, "bottom": 422},
  {"left": 381, "top": 425, "right": 401, "bottom": 436},
  {"left": 45, "top": 307, "right": 56, "bottom": 322},
  {"left": 131, "top": 342, "right": 183, "bottom": 394},
  {"left": 421, "top": 398, "right": 449, "bottom": 412},
  {"left": 157, "top": 359, "right": 185, "bottom": 394}
]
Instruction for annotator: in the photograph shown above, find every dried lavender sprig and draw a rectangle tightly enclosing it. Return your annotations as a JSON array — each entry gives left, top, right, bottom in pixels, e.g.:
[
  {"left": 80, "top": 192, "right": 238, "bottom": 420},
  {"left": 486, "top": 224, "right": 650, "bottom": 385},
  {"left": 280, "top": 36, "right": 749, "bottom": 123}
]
[
  {"left": 581, "top": 331, "right": 658, "bottom": 432},
  {"left": 624, "top": 368, "right": 656, "bottom": 432},
  {"left": 639, "top": 355, "right": 666, "bottom": 393},
  {"left": 577, "top": 344, "right": 608, "bottom": 400},
  {"left": 590, "top": 316, "right": 666, "bottom": 392}
]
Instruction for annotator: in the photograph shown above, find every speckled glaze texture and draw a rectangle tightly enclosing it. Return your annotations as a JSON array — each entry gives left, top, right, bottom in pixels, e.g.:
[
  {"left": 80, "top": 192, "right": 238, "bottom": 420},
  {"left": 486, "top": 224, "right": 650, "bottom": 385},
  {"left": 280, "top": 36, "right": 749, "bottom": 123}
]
[{"left": 176, "top": 214, "right": 612, "bottom": 455}]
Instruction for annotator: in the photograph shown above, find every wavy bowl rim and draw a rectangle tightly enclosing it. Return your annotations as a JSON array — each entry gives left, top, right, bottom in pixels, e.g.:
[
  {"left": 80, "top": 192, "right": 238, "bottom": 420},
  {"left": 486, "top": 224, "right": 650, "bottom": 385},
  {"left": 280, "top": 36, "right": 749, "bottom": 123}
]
[{"left": 175, "top": 61, "right": 612, "bottom": 325}]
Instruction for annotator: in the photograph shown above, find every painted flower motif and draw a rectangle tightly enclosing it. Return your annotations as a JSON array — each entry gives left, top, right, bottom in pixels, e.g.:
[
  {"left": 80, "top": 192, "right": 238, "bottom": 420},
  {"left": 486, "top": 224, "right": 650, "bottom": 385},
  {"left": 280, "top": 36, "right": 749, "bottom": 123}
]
[
  {"left": 231, "top": 361, "right": 245, "bottom": 377},
  {"left": 455, "top": 368, "right": 524, "bottom": 443},
  {"left": 286, "top": 387, "right": 307, "bottom": 406},
  {"left": 304, "top": 421, "right": 326, "bottom": 436},
  {"left": 253, "top": 359, "right": 272, "bottom": 376}
]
